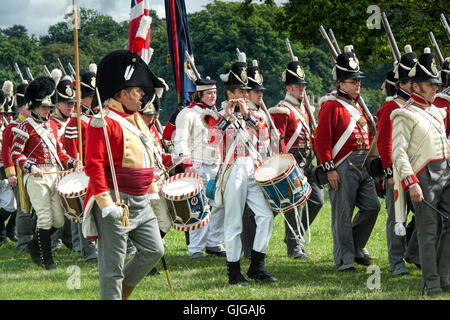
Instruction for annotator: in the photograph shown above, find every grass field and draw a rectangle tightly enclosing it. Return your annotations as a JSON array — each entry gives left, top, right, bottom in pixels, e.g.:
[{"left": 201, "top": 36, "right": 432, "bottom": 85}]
[{"left": 0, "top": 196, "right": 448, "bottom": 301}]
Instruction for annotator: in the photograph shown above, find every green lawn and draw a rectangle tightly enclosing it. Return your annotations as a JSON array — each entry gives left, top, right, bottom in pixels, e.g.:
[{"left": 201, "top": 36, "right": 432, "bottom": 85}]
[{"left": 0, "top": 196, "right": 447, "bottom": 300}]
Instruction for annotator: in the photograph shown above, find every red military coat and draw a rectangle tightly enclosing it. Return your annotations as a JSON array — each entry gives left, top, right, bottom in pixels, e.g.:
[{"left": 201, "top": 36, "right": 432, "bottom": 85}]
[{"left": 433, "top": 88, "right": 450, "bottom": 138}]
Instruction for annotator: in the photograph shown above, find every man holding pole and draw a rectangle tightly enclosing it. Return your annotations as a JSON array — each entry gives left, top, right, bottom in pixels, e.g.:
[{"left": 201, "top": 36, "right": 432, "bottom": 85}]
[{"left": 82, "top": 50, "right": 167, "bottom": 300}]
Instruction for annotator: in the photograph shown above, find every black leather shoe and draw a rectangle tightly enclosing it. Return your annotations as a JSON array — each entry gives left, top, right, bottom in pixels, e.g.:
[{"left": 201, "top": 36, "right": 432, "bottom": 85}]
[
  {"left": 227, "top": 261, "right": 249, "bottom": 286},
  {"left": 339, "top": 266, "right": 357, "bottom": 272},
  {"left": 6, "top": 232, "right": 18, "bottom": 242},
  {"left": 355, "top": 255, "right": 371, "bottom": 266},
  {"left": 206, "top": 248, "right": 226, "bottom": 257},
  {"left": 423, "top": 287, "right": 442, "bottom": 297}
]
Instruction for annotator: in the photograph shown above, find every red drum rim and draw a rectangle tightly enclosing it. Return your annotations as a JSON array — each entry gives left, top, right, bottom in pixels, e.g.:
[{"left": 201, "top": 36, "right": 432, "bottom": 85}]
[
  {"left": 172, "top": 210, "right": 211, "bottom": 232},
  {"left": 270, "top": 184, "right": 312, "bottom": 213},
  {"left": 162, "top": 172, "right": 203, "bottom": 201},
  {"left": 55, "top": 169, "right": 89, "bottom": 198},
  {"left": 254, "top": 153, "right": 296, "bottom": 184}
]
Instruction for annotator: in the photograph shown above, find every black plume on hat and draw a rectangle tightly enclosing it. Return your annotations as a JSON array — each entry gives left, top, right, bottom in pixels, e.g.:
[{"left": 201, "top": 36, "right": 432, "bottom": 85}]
[
  {"left": 333, "top": 45, "right": 365, "bottom": 81},
  {"left": 247, "top": 60, "right": 266, "bottom": 90},
  {"left": 15, "top": 82, "right": 29, "bottom": 108},
  {"left": 96, "top": 50, "right": 168, "bottom": 103},
  {"left": 283, "top": 57, "right": 307, "bottom": 85},
  {"left": 24, "top": 76, "right": 56, "bottom": 109},
  {"left": 409, "top": 47, "right": 440, "bottom": 84},
  {"left": 394, "top": 45, "right": 417, "bottom": 82},
  {"left": 220, "top": 51, "right": 251, "bottom": 90}
]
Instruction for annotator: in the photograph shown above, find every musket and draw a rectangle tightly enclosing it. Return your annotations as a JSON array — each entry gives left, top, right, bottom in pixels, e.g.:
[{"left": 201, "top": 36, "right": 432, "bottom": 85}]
[
  {"left": 285, "top": 38, "right": 317, "bottom": 131},
  {"left": 319, "top": 28, "right": 377, "bottom": 135},
  {"left": 26, "top": 67, "right": 34, "bottom": 81},
  {"left": 429, "top": 31, "right": 444, "bottom": 67},
  {"left": 57, "top": 57, "right": 68, "bottom": 76},
  {"left": 441, "top": 13, "right": 450, "bottom": 42},
  {"left": 68, "top": 62, "right": 76, "bottom": 79},
  {"left": 328, "top": 28, "right": 341, "bottom": 55},
  {"left": 381, "top": 12, "right": 401, "bottom": 63},
  {"left": 319, "top": 25, "right": 338, "bottom": 62},
  {"left": 14, "top": 63, "right": 25, "bottom": 83},
  {"left": 43, "top": 65, "right": 51, "bottom": 77}
]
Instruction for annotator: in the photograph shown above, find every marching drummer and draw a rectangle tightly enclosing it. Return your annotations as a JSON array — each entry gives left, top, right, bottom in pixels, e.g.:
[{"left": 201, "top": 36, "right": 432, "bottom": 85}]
[
  {"left": 82, "top": 50, "right": 167, "bottom": 300},
  {"left": 203, "top": 51, "right": 276, "bottom": 285},
  {"left": 269, "top": 57, "right": 324, "bottom": 260},
  {"left": 10, "top": 76, "right": 82, "bottom": 270},
  {"left": 173, "top": 72, "right": 227, "bottom": 259},
  {"left": 61, "top": 66, "right": 99, "bottom": 263},
  {"left": 314, "top": 45, "right": 380, "bottom": 272}
]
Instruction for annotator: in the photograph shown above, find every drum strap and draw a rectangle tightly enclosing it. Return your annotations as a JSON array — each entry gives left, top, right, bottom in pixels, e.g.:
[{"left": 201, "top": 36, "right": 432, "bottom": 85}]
[
  {"left": 281, "top": 101, "right": 310, "bottom": 152},
  {"left": 27, "top": 118, "right": 64, "bottom": 169}
]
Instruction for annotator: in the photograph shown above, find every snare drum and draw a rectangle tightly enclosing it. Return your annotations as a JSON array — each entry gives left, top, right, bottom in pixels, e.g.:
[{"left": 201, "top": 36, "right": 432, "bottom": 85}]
[
  {"left": 162, "top": 172, "right": 210, "bottom": 232},
  {"left": 55, "top": 169, "right": 89, "bottom": 223},
  {"left": 254, "top": 153, "right": 311, "bottom": 213}
]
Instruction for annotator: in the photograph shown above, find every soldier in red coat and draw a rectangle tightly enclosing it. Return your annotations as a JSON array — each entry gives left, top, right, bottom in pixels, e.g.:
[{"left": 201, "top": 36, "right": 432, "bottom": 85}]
[
  {"left": 1, "top": 81, "right": 31, "bottom": 250},
  {"left": 11, "top": 76, "right": 81, "bottom": 270},
  {"left": 82, "top": 50, "right": 167, "bottom": 300},
  {"left": 269, "top": 57, "right": 324, "bottom": 260},
  {"left": 376, "top": 45, "right": 420, "bottom": 275},
  {"left": 314, "top": 45, "right": 380, "bottom": 272},
  {"left": 433, "top": 57, "right": 450, "bottom": 137}
]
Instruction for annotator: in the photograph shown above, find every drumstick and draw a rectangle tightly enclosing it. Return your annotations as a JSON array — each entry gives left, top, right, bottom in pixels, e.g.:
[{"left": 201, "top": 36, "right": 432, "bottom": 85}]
[
  {"left": 42, "top": 170, "right": 67, "bottom": 175},
  {"left": 161, "top": 256, "right": 175, "bottom": 297}
]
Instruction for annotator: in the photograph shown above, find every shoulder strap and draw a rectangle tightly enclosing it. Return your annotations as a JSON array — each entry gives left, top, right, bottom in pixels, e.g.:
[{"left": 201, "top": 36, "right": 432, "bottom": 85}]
[{"left": 27, "top": 118, "right": 64, "bottom": 169}]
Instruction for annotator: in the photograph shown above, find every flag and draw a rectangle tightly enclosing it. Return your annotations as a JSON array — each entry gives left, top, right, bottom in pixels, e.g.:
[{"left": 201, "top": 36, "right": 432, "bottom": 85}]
[
  {"left": 165, "top": 0, "right": 196, "bottom": 105},
  {"left": 129, "top": 0, "right": 153, "bottom": 64}
]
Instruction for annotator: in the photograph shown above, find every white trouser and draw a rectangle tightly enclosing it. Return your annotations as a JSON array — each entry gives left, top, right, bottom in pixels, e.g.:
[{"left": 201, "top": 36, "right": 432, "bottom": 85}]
[
  {"left": 223, "top": 156, "right": 274, "bottom": 262},
  {"left": 25, "top": 166, "right": 65, "bottom": 230},
  {"left": 188, "top": 161, "right": 225, "bottom": 254},
  {"left": 0, "top": 179, "right": 17, "bottom": 212}
]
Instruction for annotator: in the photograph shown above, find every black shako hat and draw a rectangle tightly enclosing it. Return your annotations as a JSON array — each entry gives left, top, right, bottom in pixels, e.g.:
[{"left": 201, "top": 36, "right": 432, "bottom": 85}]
[
  {"left": 195, "top": 77, "right": 217, "bottom": 92},
  {"left": 439, "top": 57, "right": 450, "bottom": 85},
  {"left": 96, "top": 50, "right": 168, "bottom": 103},
  {"left": 394, "top": 45, "right": 417, "bottom": 82},
  {"left": 220, "top": 50, "right": 251, "bottom": 90},
  {"left": 53, "top": 78, "right": 76, "bottom": 104},
  {"left": 0, "top": 90, "right": 6, "bottom": 113},
  {"left": 80, "top": 71, "right": 96, "bottom": 99},
  {"left": 140, "top": 90, "right": 160, "bottom": 115},
  {"left": 283, "top": 57, "right": 307, "bottom": 85},
  {"left": 247, "top": 60, "right": 266, "bottom": 90},
  {"left": 333, "top": 45, "right": 365, "bottom": 82},
  {"left": 410, "top": 47, "right": 440, "bottom": 84},
  {"left": 24, "top": 76, "right": 56, "bottom": 109},
  {"left": 15, "top": 81, "right": 29, "bottom": 108},
  {"left": 382, "top": 69, "right": 397, "bottom": 96}
]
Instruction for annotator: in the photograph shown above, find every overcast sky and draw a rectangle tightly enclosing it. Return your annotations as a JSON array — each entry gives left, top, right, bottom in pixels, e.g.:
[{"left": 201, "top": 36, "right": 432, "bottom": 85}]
[{"left": 0, "top": 0, "right": 285, "bottom": 38}]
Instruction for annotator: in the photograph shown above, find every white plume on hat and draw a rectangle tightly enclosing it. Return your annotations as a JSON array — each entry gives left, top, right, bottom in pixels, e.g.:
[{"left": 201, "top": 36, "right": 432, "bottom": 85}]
[
  {"left": 2, "top": 80, "right": 14, "bottom": 98},
  {"left": 89, "top": 63, "right": 97, "bottom": 74},
  {"left": 51, "top": 68, "right": 62, "bottom": 85}
]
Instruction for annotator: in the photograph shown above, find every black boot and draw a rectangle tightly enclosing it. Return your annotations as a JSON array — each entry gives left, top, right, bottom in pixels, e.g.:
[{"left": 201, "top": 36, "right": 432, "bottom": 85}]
[
  {"left": 6, "top": 211, "right": 18, "bottom": 242},
  {"left": 28, "top": 231, "right": 43, "bottom": 267},
  {"left": 247, "top": 250, "right": 277, "bottom": 283},
  {"left": 0, "top": 209, "right": 10, "bottom": 246},
  {"left": 39, "top": 229, "right": 56, "bottom": 270},
  {"left": 227, "top": 260, "right": 249, "bottom": 286}
]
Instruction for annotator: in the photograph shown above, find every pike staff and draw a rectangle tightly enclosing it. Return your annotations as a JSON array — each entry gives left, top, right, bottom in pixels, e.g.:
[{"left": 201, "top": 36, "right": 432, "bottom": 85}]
[{"left": 72, "top": 0, "right": 83, "bottom": 161}]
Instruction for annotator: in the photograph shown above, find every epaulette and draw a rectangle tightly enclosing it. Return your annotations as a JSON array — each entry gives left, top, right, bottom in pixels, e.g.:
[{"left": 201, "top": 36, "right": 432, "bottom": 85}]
[
  {"left": 435, "top": 93, "right": 450, "bottom": 102},
  {"left": 390, "top": 107, "right": 418, "bottom": 124},
  {"left": 200, "top": 108, "right": 220, "bottom": 128},
  {"left": 11, "top": 126, "right": 29, "bottom": 139},
  {"left": 385, "top": 96, "right": 395, "bottom": 102},
  {"left": 318, "top": 94, "right": 337, "bottom": 108},
  {"left": 90, "top": 109, "right": 109, "bottom": 128},
  {"left": 268, "top": 106, "right": 290, "bottom": 115}
]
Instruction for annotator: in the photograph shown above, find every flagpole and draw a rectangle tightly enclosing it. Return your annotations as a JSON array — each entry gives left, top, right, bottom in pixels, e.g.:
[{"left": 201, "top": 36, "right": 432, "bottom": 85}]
[{"left": 73, "top": 0, "right": 83, "bottom": 161}]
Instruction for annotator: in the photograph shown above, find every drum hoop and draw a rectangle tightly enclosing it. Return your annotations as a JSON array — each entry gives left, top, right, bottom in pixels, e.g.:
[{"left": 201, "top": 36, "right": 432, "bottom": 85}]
[
  {"left": 254, "top": 153, "right": 296, "bottom": 184},
  {"left": 172, "top": 210, "right": 211, "bottom": 232},
  {"left": 162, "top": 172, "right": 203, "bottom": 201},
  {"left": 271, "top": 184, "right": 312, "bottom": 213},
  {"left": 56, "top": 168, "right": 89, "bottom": 198}
]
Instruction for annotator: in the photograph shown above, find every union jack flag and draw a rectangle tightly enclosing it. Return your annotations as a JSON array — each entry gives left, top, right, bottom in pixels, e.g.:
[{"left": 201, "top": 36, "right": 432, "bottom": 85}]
[{"left": 129, "top": 0, "right": 153, "bottom": 64}]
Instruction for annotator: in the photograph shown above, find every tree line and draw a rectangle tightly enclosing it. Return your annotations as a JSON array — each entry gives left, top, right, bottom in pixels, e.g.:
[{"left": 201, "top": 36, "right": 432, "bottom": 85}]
[{"left": 0, "top": 0, "right": 448, "bottom": 122}]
